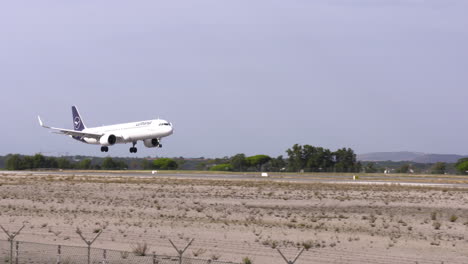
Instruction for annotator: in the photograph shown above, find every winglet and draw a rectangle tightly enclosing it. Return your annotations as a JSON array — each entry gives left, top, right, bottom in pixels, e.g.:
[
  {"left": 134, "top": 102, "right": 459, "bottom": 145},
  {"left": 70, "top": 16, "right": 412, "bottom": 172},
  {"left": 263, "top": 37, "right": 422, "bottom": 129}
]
[{"left": 38, "top": 116, "right": 50, "bottom": 128}]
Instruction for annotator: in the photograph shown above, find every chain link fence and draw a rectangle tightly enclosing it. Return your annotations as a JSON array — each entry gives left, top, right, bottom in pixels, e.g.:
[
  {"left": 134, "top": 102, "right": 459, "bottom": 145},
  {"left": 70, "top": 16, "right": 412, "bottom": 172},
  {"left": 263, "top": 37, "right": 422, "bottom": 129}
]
[
  {"left": 0, "top": 240, "right": 240, "bottom": 264},
  {"left": 1, "top": 240, "right": 10, "bottom": 262}
]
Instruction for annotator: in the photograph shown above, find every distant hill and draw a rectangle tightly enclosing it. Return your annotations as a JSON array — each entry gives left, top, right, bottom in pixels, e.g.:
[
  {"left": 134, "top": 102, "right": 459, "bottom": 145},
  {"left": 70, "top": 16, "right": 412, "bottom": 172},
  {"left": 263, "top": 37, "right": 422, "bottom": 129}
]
[
  {"left": 357, "top": 152, "right": 425, "bottom": 162},
  {"left": 412, "top": 154, "right": 468, "bottom": 163},
  {"left": 357, "top": 151, "right": 468, "bottom": 163}
]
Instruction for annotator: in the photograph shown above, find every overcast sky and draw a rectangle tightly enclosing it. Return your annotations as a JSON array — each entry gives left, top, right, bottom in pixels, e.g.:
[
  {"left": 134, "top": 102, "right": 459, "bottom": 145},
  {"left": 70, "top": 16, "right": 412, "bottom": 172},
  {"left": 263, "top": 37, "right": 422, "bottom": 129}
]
[{"left": 1, "top": 0, "right": 467, "bottom": 158}]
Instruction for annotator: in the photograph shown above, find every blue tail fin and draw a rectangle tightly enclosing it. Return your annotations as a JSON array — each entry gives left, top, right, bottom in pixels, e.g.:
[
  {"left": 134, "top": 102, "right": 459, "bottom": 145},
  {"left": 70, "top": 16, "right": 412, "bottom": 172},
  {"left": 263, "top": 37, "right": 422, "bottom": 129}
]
[{"left": 72, "top": 106, "right": 86, "bottom": 131}]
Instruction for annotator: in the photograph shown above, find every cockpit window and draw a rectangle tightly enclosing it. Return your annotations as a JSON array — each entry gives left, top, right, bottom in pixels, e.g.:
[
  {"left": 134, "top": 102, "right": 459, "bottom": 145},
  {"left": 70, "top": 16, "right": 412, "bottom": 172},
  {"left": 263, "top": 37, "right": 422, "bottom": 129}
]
[{"left": 159, "top": 123, "right": 171, "bottom": 126}]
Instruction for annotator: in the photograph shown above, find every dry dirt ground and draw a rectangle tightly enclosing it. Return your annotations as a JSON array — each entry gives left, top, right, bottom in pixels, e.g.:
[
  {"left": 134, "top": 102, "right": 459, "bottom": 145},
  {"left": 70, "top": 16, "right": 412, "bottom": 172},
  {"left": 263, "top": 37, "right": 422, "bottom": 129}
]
[{"left": 0, "top": 172, "right": 467, "bottom": 264}]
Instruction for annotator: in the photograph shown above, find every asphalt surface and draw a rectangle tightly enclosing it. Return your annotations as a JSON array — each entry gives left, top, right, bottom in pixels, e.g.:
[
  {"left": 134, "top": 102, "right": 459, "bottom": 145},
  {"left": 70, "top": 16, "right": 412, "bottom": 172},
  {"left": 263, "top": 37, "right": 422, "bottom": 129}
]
[{"left": 4, "top": 171, "right": 468, "bottom": 188}]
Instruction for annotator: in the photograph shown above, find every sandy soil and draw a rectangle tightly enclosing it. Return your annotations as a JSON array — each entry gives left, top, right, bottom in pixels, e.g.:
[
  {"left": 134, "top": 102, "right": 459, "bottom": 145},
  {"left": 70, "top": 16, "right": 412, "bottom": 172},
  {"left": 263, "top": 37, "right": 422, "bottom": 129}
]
[{"left": 0, "top": 173, "right": 467, "bottom": 264}]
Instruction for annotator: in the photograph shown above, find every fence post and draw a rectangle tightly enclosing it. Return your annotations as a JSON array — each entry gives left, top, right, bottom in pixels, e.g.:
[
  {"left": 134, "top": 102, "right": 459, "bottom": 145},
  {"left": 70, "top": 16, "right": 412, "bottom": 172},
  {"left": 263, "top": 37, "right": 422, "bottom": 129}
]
[
  {"left": 76, "top": 228, "right": 103, "bottom": 264},
  {"left": 169, "top": 238, "right": 194, "bottom": 264},
  {"left": 276, "top": 248, "right": 305, "bottom": 264},
  {"left": 153, "top": 251, "right": 157, "bottom": 264},
  {"left": 15, "top": 241, "right": 19, "bottom": 264},
  {"left": 102, "top": 249, "right": 107, "bottom": 264},
  {"left": 10, "top": 239, "right": 13, "bottom": 264},
  {"left": 57, "top": 245, "right": 61, "bottom": 264},
  {"left": 0, "top": 225, "right": 25, "bottom": 264}
]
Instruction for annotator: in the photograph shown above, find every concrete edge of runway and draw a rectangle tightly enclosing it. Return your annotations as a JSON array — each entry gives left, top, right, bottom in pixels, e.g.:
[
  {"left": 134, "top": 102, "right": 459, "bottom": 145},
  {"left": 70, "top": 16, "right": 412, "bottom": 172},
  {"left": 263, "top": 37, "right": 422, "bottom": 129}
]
[{"left": 3, "top": 170, "right": 468, "bottom": 188}]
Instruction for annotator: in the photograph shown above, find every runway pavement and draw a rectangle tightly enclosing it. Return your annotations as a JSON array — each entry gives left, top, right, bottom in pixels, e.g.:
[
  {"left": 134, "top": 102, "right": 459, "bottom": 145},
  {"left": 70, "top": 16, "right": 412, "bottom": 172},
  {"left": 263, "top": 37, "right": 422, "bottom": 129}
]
[{"left": 4, "top": 170, "right": 468, "bottom": 188}]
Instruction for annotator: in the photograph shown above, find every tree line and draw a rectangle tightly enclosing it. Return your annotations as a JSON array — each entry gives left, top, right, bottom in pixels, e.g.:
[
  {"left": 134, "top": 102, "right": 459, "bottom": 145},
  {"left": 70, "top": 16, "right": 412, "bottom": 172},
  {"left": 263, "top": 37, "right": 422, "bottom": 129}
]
[
  {"left": 3, "top": 154, "right": 181, "bottom": 171},
  {"left": 3, "top": 146, "right": 468, "bottom": 175},
  {"left": 361, "top": 160, "right": 468, "bottom": 175},
  {"left": 2, "top": 144, "right": 361, "bottom": 173},
  {"left": 4, "top": 154, "right": 128, "bottom": 170},
  {"left": 207, "top": 144, "right": 361, "bottom": 173}
]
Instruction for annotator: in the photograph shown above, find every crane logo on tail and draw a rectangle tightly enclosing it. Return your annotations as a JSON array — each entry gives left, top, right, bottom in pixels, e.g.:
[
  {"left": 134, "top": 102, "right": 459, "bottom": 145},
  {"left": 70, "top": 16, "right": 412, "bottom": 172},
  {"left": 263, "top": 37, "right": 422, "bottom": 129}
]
[{"left": 74, "top": 117, "right": 81, "bottom": 130}]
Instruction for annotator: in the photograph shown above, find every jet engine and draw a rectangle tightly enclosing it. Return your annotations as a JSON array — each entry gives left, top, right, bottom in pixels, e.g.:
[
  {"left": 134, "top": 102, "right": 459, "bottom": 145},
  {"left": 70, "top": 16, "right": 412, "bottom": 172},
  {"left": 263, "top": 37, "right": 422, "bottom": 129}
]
[
  {"left": 143, "top": 138, "right": 159, "bottom": 148},
  {"left": 99, "top": 134, "right": 116, "bottom": 146}
]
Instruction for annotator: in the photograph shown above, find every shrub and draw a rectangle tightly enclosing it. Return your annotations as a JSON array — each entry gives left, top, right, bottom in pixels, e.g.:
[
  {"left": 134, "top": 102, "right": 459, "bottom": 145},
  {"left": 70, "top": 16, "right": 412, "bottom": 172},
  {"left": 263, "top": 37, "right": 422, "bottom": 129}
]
[
  {"left": 132, "top": 242, "right": 148, "bottom": 256},
  {"left": 302, "top": 240, "right": 313, "bottom": 250},
  {"left": 192, "top": 248, "right": 206, "bottom": 257},
  {"left": 449, "top": 215, "right": 458, "bottom": 222},
  {"left": 242, "top": 257, "right": 253, "bottom": 264}
]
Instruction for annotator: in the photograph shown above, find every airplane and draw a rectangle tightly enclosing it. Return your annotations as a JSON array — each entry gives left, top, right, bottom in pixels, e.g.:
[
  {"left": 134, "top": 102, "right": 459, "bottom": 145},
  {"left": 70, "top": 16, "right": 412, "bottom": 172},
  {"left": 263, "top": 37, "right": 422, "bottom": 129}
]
[{"left": 38, "top": 106, "right": 173, "bottom": 153}]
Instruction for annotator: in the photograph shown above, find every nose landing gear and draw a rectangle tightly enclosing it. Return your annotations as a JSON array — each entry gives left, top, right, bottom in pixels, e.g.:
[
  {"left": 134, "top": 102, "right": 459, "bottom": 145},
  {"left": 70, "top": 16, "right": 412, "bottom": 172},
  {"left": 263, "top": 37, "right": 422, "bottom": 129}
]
[{"left": 100, "top": 146, "right": 109, "bottom": 152}]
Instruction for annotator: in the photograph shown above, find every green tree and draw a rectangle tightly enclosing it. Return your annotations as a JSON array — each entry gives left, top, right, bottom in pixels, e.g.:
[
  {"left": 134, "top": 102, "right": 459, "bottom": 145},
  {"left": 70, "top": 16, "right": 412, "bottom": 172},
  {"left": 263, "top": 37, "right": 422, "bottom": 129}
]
[
  {"left": 76, "top": 159, "right": 92, "bottom": 170},
  {"left": 102, "top": 157, "right": 117, "bottom": 170},
  {"left": 5, "top": 154, "right": 23, "bottom": 170},
  {"left": 430, "top": 162, "right": 446, "bottom": 174},
  {"left": 333, "top": 148, "right": 359, "bottom": 172},
  {"left": 230, "top": 154, "right": 247, "bottom": 171},
  {"left": 456, "top": 160, "right": 468, "bottom": 175},
  {"left": 209, "top": 163, "right": 233, "bottom": 171},
  {"left": 318, "top": 148, "right": 335, "bottom": 172},
  {"left": 286, "top": 144, "right": 358, "bottom": 173},
  {"left": 246, "top": 155, "right": 271, "bottom": 171},
  {"left": 56, "top": 158, "right": 72, "bottom": 169},
  {"left": 45, "top": 157, "right": 58, "bottom": 169},
  {"left": 115, "top": 160, "right": 128, "bottom": 170},
  {"left": 33, "top": 154, "right": 46, "bottom": 168},
  {"left": 23, "top": 156, "right": 34, "bottom": 170},
  {"left": 286, "top": 144, "right": 305, "bottom": 172},
  {"left": 396, "top": 164, "right": 411, "bottom": 173},
  {"left": 152, "top": 158, "right": 178, "bottom": 170},
  {"left": 303, "top": 146, "right": 335, "bottom": 172},
  {"left": 269, "top": 156, "right": 287, "bottom": 172},
  {"left": 5, "top": 154, "right": 62, "bottom": 170}
]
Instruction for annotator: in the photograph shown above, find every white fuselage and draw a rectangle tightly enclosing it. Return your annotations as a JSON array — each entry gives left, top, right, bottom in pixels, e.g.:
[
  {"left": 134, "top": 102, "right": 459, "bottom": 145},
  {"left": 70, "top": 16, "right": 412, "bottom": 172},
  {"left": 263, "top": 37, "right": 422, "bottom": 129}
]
[
  {"left": 39, "top": 106, "right": 173, "bottom": 153},
  {"left": 78, "top": 119, "right": 173, "bottom": 145}
]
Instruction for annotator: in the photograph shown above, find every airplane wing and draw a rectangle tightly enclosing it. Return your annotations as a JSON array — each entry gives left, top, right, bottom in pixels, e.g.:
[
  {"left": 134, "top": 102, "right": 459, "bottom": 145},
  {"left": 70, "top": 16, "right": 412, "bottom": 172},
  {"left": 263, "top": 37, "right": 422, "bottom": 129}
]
[{"left": 38, "top": 116, "right": 103, "bottom": 139}]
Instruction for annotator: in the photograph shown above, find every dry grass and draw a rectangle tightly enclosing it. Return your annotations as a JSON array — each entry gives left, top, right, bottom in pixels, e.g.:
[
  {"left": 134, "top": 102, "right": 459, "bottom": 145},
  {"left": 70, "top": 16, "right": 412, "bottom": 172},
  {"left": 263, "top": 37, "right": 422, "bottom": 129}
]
[{"left": 0, "top": 172, "right": 467, "bottom": 263}]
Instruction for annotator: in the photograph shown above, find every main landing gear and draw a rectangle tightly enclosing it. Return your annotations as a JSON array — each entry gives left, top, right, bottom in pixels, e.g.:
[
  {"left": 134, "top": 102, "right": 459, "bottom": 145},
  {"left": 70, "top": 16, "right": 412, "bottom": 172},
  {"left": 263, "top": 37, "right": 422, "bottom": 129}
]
[
  {"left": 130, "top": 142, "right": 137, "bottom": 153},
  {"left": 100, "top": 146, "right": 109, "bottom": 152}
]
